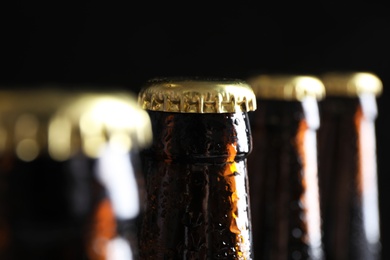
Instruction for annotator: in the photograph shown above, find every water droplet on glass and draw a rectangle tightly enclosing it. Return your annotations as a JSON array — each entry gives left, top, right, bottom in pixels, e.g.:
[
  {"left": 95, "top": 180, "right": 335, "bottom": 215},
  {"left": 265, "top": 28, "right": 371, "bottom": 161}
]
[{"left": 292, "top": 228, "right": 302, "bottom": 238}]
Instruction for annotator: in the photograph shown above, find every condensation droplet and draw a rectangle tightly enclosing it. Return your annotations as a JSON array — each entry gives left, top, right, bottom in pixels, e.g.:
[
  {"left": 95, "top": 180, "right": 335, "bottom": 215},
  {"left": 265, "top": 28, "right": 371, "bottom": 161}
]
[{"left": 292, "top": 228, "right": 302, "bottom": 238}]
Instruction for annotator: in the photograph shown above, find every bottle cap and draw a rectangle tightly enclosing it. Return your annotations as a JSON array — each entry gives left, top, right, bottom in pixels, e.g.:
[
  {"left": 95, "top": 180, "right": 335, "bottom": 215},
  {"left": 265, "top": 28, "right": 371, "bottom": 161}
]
[
  {"left": 247, "top": 74, "right": 326, "bottom": 101},
  {"left": 320, "top": 72, "right": 383, "bottom": 97},
  {"left": 0, "top": 89, "right": 152, "bottom": 161},
  {"left": 138, "top": 77, "right": 257, "bottom": 113}
]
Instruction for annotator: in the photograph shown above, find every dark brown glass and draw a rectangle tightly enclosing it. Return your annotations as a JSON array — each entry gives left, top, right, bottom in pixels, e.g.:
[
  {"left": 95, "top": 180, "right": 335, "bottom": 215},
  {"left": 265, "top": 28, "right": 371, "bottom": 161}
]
[
  {"left": 247, "top": 100, "right": 323, "bottom": 260},
  {"left": 138, "top": 111, "right": 253, "bottom": 259},
  {"left": 317, "top": 97, "right": 381, "bottom": 260},
  {"left": 0, "top": 150, "right": 144, "bottom": 260}
]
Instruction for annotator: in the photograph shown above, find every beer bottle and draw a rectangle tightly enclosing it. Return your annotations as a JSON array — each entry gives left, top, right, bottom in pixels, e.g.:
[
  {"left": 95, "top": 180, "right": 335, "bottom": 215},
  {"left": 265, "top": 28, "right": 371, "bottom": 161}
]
[
  {"left": 246, "top": 74, "right": 326, "bottom": 260},
  {"left": 317, "top": 72, "right": 382, "bottom": 260},
  {"left": 0, "top": 89, "right": 152, "bottom": 260},
  {"left": 137, "top": 77, "right": 257, "bottom": 259}
]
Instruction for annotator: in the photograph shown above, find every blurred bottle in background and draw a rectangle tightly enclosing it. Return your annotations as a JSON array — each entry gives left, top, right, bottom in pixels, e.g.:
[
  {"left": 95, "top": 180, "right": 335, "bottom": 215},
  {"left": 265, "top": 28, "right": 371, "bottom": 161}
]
[
  {"left": 0, "top": 89, "right": 152, "bottom": 260},
  {"left": 317, "top": 72, "right": 382, "bottom": 260},
  {"left": 137, "top": 77, "right": 256, "bottom": 259},
  {"left": 246, "top": 74, "right": 326, "bottom": 260}
]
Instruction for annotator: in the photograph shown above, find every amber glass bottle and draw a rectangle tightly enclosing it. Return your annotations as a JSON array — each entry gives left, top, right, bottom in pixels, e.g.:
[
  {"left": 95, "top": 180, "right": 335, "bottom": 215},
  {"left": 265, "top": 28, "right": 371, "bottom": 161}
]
[
  {"left": 137, "top": 77, "right": 257, "bottom": 259},
  {"left": 0, "top": 89, "right": 152, "bottom": 260},
  {"left": 246, "top": 74, "right": 326, "bottom": 260},
  {"left": 317, "top": 72, "right": 382, "bottom": 260}
]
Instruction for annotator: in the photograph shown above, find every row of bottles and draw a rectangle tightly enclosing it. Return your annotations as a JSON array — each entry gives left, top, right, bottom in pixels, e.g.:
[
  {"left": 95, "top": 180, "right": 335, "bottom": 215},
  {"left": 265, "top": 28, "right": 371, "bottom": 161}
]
[
  {"left": 0, "top": 71, "right": 382, "bottom": 260},
  {"left": 246, "top": 72, "right": 382, "bottom": 260}
]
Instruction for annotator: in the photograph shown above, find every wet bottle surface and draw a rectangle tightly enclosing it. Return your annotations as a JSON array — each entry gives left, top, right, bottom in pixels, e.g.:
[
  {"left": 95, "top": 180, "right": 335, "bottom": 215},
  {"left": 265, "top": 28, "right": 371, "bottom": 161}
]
[
  {"left": 317, "top": 72, "right": 382, "bottom": 260},
  {"left": 246, "top": 75, "right": 326, "bottom": 260},
  {"left": 137, "top": 77, "right": 257, "bottom": 259},
  {"left": 0, "top": 90, "right": 152, "bottom": 260}
]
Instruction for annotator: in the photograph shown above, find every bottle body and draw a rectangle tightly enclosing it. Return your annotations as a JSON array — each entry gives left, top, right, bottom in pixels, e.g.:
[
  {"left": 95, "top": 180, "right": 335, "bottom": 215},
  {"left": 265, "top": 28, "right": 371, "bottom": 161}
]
[
  {"left": 317, "top": 96, "right": 381, "bottom": 260},
  {"left": 247, "top": 99, "right": 324, "bottom": 260},
  {"left": 139, "top": 111, "right": 253, "bottom": 259},
  {"left": 0, "top": 148, "right": 143, "bottom": 260},
  {"left": 0, "top": 153, "right": 98, "bottom": 260}
]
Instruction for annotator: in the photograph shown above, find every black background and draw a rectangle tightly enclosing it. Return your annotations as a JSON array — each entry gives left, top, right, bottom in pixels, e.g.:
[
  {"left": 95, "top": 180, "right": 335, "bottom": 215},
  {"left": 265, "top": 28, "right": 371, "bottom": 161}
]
[{"left": 1, "top": 2, "right": 390, "bottom": 259}]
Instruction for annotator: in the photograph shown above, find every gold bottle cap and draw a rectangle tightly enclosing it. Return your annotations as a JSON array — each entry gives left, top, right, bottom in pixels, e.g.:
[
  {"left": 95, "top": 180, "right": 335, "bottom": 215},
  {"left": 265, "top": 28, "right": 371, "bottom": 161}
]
[
  {"left": 0, "top": 89, "right": 152, "bottom": 161},
  {"left": 320, "top": 72, "right": 383, "bottom": 97},
  {"left": 138, "top": 77, "right": 257, "bottom": 113},
  {"left": 247, "top": 74, "right": 326, "bottom": 101}
]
